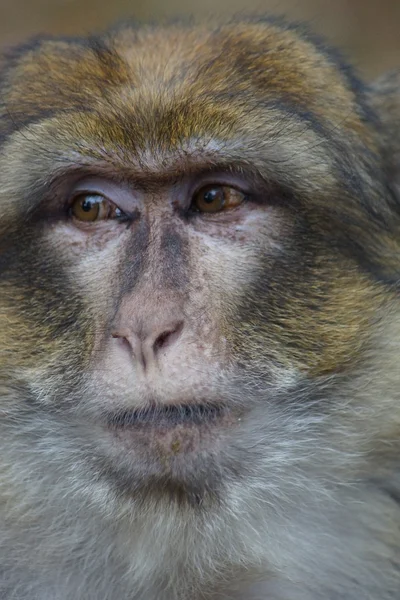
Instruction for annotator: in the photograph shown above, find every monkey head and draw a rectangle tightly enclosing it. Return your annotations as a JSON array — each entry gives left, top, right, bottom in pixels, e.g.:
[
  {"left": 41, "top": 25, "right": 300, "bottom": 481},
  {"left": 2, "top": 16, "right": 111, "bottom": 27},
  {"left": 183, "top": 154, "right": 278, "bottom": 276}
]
[{"left": 0, "top": 18, "right": 399, "bottom": 599}]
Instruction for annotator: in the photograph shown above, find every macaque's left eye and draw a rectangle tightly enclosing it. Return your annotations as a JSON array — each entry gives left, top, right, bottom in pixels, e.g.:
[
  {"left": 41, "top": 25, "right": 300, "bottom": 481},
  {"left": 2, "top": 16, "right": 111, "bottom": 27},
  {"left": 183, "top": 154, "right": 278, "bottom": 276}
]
[
  {"left": 192, "top": 185, "right": 246, "bottom": 213},
  {"left": 69, "top": 194, "right": 124, "bottom": 223}
]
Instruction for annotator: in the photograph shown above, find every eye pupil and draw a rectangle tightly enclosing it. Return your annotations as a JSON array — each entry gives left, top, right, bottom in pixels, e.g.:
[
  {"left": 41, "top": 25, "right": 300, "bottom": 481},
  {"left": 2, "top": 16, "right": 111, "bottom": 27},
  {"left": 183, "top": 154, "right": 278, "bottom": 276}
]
[
  {"left": 81, "top": 198, "right": 94, "bottom": 212},
  {"left": 203, "top": 189, "right": 222, "bottom": 204}
]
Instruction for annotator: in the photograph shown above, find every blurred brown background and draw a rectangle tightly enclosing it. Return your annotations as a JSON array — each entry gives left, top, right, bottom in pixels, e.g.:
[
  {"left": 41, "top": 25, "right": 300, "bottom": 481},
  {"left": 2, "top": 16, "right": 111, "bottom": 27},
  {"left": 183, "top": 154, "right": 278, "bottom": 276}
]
[{"left": 0, "top": 0, "right": 399, "bottom": 80}]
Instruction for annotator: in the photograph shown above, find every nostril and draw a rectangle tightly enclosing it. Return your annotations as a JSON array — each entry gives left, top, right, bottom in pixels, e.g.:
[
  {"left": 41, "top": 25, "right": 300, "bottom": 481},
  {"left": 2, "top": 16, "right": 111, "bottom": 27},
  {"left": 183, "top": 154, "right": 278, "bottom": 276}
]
[{"left": 153, "top": 321, "right": 184, "bottom": 353}]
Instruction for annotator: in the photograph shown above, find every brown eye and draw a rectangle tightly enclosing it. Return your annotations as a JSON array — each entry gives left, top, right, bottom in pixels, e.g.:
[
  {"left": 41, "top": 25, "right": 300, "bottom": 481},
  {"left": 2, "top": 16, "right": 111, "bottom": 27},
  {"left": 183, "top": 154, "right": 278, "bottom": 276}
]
[
  {"left": 70, "top": 194, "right": 108, "bottom": 222},
  {"left": 69, "top": 193, "right": 128, "bottom": 223},
  {"left": 192, "top": 185, "right": 246, "bottom": 213}
]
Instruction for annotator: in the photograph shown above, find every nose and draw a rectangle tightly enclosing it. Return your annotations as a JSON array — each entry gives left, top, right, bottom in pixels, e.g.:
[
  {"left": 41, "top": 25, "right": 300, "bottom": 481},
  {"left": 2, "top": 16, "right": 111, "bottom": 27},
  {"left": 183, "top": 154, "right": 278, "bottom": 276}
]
[{"left": 112, "top": 313, "right": 184, "bottom": 371}]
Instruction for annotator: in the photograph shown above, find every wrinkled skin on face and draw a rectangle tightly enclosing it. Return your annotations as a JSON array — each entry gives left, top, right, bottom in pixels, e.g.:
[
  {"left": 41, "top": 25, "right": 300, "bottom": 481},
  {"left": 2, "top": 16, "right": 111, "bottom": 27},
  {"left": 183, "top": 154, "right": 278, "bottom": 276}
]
[{"left": 0, "top": 17, "right": 399, "bottom": 600}]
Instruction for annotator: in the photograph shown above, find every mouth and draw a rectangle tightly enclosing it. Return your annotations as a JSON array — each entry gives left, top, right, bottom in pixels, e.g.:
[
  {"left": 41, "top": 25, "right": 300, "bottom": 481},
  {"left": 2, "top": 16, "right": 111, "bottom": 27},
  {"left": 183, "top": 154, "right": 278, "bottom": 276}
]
[
  {"left": 107, "top": 402, "right": 226, "bottom": 429},
  {"left": 100, "top": 401, "right": 241, "bottom": 493}
]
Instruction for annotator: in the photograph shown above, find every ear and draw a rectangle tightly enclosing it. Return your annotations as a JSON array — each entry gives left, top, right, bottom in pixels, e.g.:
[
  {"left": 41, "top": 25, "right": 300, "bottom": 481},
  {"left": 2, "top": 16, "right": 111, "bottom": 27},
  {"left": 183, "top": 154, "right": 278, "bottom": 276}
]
[{"left": 368, "top": 71, "right": 400, "bottom": 199}]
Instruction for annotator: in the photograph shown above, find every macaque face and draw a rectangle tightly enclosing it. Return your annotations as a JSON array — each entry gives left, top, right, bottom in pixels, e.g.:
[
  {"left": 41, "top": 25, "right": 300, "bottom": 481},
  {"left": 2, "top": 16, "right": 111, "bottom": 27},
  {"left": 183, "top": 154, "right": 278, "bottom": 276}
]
[{"left": 0, "top": 22, "right": 394, "bottom": 503}]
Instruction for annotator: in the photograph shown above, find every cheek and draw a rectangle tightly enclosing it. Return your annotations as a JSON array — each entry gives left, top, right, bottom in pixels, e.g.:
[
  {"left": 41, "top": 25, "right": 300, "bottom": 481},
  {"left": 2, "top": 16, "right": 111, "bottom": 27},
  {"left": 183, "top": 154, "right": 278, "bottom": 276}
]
[
  {"left": 186, "top": 210, "right": 291, "bottom": 360},
  {"left": 189, "top": 206, "right": 290, "bottom": 297},
  {"left": 299, "top": 271, "right": 386, "bottom": 374},
  {"left": 235, "top": 251, "right": 386, "bottom": 374},
  {"left": 0, "top": 231, "right": 93, "bottom": 404},
  {"left": 46, "top": 222, "right": 130, "bottom": 322},
  {"left": 35, "top": 223, "right": 132, "bottom": 386}
]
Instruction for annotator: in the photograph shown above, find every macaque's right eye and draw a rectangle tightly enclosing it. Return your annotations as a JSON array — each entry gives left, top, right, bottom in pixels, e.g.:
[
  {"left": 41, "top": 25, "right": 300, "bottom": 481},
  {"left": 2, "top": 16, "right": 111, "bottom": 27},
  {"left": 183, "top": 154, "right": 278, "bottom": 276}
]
[
  {"left": 192, "top": 185, "right": 247, "bottom": 213},
  {"left": 69, "top": 193, "right": 125, "bottom": 223}
]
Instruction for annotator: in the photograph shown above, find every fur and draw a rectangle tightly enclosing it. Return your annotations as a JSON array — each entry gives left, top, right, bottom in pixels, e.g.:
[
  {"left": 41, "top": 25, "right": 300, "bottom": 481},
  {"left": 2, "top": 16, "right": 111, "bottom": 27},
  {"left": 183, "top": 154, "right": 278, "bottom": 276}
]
[{"left": 0, "top": 16, "right": 399, "bottom": 599}]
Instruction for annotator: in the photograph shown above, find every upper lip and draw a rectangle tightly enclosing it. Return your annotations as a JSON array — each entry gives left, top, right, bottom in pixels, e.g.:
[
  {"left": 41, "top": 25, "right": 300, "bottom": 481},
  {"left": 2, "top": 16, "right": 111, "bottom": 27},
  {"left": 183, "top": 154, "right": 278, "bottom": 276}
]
[{"left": 107, "top": 402, "right": 226, "bottom": 428}]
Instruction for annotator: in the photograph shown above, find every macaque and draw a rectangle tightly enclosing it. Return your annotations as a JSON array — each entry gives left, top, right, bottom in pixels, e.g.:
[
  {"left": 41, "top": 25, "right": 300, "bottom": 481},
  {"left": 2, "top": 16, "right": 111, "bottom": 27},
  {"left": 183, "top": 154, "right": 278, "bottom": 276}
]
[{"left": 0, "top": 16, "right": 399, "bottom": 600}]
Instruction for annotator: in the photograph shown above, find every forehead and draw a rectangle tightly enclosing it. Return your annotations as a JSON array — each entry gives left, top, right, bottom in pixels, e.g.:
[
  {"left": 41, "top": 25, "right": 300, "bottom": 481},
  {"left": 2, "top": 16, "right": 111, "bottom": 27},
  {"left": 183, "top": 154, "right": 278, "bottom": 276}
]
[{"left": 0, "top": 20, "right": 369, "bottom": 148}]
